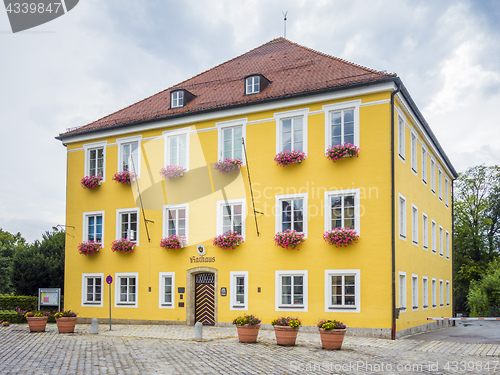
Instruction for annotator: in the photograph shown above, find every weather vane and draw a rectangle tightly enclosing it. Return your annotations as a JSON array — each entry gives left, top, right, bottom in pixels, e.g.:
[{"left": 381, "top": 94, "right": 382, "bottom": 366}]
[{"left": 282, "top": 11, "right": 288, "bottom": 38}]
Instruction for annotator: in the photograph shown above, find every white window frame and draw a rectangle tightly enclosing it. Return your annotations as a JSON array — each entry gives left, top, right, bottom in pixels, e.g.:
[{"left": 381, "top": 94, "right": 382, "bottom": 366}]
[
  {"left": 397, "top": 114, "right": 405, "bottom": 161},
  {"left": 446, "top": 230, "right": 450, "bottom": 259},
  {"left": 446, "top": 280, "right": 450, "bottom": 306},
  {"left": 275, "top": 108, "right": 308, "bottom": 155},
  {"left": 398, "top": 271, "right": 406, "bottom": 312},
  {"left": 422, "top": 213, "right": 429, "bottom": 250},
  {"left": 275, "top": 270, "right": 308, "bottom": 311},
  {"left": 431, "top": 220, "right": 437, "bottom": 254},
  {"left": 412, "top": 204, "right": 418, "bottom": 245},
  {"left": 324, "top": 188, "right": 361, "bottom": 234},
  {"left": 439, "top": 226, "right": 444, "bottom": 257},
  {"left": 411, "top": 131, "right": 417, "bottom": 174},
  {"left": 230, "top": 271, "right": 248, "bottom": 310},
  {"left": 245, "top": 76, "right": 260, "bottom": 95},
  {"left": 439, "top": 279, "right": 444, "bottom": 307},
  {"left": 421, "top": 147, "right": 427, "bottom": 185},
  {"left": 430, "top": 158, "right": 436, "bottom": 193},
  {"left": 116, "top": 208, "right": 140, "bottom": 244},
  {"left": 163, "top": 203, "right": 189, "bottom": 243},
  {"left": 216, "top": 119, "right": 247, "bottom": 163},
  {"left": 217, "top": 199, "right": 246, "bottom": 240},
  {"left": 438, "top": 169, "right": 443, "bottom": 201},
  {"left": 83, "top": 141, "right": 106, "bottom": 181},
  {"left": 117, "top": 136, "right": 141, "bottom": 177},
  {"left": 422, "top": 276, "right": 428, "bottom": 310},
  {"left": 82, "top": 210, "right": 105, "bottom": 244},
  {"left": 325, "top": 269, "right": 360, "bottom": 313},
  {"left": 432, "top": 278, "right": 437, "bottom": 308},
  {"left": 445, "top": 178, "right": 450, "bottom": 208},
  {"left": 81, "top": 273, "right": 104, "bottom": 307},
  {"left": 412, "top": 274, "right": 419, "bottom": 311},
  {"left": 159, "top": 272, "right": 175, "bottom": 309},
  {"left": 164, "top": 127, "right": 190, "bottom": 171},
  {"left": 399, "top": 193, "right": 407, "bottom": 240},
  {"left": 275, "top": 193, "right": 308, "bottom": 237},
  {"left": 171, "top": 90, "right": 184, "bottom": 108},
  {"left": 115, "top": 273, "right": 138, "bottom": 308},
  {"left": 323, "top": 100, "right": 360, "bottom": 150}
]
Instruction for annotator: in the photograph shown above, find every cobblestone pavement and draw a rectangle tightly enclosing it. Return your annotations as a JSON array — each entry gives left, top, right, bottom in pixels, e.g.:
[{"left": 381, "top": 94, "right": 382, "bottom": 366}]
[{"left": 1, "top": 324, "right": 500, "bottom": 374}]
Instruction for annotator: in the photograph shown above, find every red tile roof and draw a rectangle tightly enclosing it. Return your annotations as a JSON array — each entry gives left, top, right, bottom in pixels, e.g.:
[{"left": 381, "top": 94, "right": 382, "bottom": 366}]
[{"left": 59, "top": 38, "right": 395, "bottom": 138}]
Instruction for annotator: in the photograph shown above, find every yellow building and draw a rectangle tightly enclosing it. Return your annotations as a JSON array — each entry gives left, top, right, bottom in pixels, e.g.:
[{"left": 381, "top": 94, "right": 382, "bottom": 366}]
[{"left": 57, "top": 38, "right": 457, "bottom": 338}]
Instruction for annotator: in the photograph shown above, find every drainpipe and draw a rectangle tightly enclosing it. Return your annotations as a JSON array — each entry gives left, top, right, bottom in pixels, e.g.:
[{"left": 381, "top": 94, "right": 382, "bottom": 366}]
[
  {"left": 451, "top": 179, "right": 456, "bottom": 324},
  {"left": 391, "top": 80, "right": 401, "bottom": 340}
]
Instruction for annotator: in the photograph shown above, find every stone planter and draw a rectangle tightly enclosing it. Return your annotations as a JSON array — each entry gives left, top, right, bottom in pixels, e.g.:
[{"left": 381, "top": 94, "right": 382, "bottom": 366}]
[
  {"left": 26, "top": 316, "right": 48, "bottom": 332},
  {"left": 236, "top": 324, "right": 260, "bottom": 343},
  {"left": 319, "top": 328, "right": 346, "bottom": 350},
  {"left": 56, "top": 317, "right": 77, "bottom": 333},
  {"left": 273, "top": 325, "right": 299, "bottom": 346}
]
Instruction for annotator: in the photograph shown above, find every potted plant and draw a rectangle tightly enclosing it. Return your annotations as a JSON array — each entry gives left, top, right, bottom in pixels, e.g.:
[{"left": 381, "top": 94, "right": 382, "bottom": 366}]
[
  {"left": 215, "top": 158, "right": 243, "bottom": 173},
  {"left": 78, "top": 241, "right": 101, "bottom": 255},
  {"left": 274, "top": 229, "right": 305, "bottom": 250},
  {"left": 112, "top": 171, "right": 135, "bottom": 185},
  {"left": 111, "top": 238, "right": 136, "bottom": 254},
  {"left": 25, "top": 311, "right": 47, "bottom": 332},
  {"left": 80, "top": 175, "right": 102, "bottom": 189},
  {"left": 274, "top": 150, "right": 306, "bottom": 167},
  {"left": 323, "top": 228, "right": 359, "bottom": 247},
  {"left": 160, "top": 165, "right": 186, "bottom": 179},
  {"left": 233, "top": 314, "right": 261, "bottom": 343},
  {"left": 160, "top": 235, "right": 186, "bottom": 250},
  {"left": 317, "top": 319, "right": 347, "bottom": 350},
  {"left": 271, "top": 316, "right": 301, "bottom": 346},
  {"left": 54, "top": 311, "right": 78, "bottom": 333},
  {"left": 213, "top": 231, "right": 244, "bottom": 250},
  {"left": 325, "top": 143, "right": 359, "bottom": 162}
]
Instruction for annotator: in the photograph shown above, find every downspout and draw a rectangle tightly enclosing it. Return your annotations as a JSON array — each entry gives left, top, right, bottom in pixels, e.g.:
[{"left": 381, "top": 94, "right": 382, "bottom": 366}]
[
  {"left": 451, "top": 179, "right": 456, "bottom": 323},
  {"left": 391, "top": 80, "right": 401, "bottom": 340}
]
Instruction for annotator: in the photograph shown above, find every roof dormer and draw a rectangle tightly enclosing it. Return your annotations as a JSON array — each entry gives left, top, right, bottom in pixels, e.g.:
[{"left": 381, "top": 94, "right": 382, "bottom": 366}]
[
  {"left": 170, "top": 89, "right": 195, "bottom": 109},
  {"left": 244, "top": 74, "right": 271, "bottom": 95}
]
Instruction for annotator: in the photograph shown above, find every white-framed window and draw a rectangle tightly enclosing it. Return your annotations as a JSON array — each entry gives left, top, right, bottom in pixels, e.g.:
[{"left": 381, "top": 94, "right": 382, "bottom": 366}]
[
  {"left": 422, "top": 213, "right": 429, "bottom": 250},
  {"left": 325, "top": 269, "right": 360, "bottom": 313},
  {"left": 439, "top": 279, "right": 444, "bottom": 307},
  {"left": 116, "top": 208, "right": 139, "bottom": 244},
  {"left": 171, "top": 90, "right": 184, "bottom": 108},
  {"left": 412, "top": 274, "right": 418, "bottom": 311},
  {"left": 217, "top": 199, "right": 245, "bottom": 239},
  {"left": 430, "top": 159, "right": 436, "bottom": 193},
  {"left": 398, "top": 115, "right": 405, "bottom": 160},
  {"left": 83, "top": 211, "right": 104, "bottom": 244},
  {"left": 159, "top": 272, "right": 175, "bottom": 309},
  {"left": 276, "top": 270, "right": 308, "bottom": 311},
  {"left": 217, "top": 119, "right": 246, "bottom": 162},
  {"left": 323, "top": 100, "right": 360, "bottom": 150},
  {"left": 245, "top": 76, "right": 260, "bottom": 94},
  {"left": 432, "top": 278, "right": 437, "bottom": 308},
  {"left": 411, "top": 132, "right": 417, "bottom": 173},
  {"left": 422, "top": 276, "right": 428, "bottom": 309},
  {"left": 438, "top": 169, "right": 443, "bottom": 201},
  {"left": 398, "top": 271, "right": 406, "bottom": 312},
  {"left": 84, "top": 141, "right": 106, "bottom": 180},
  {"left": 164, "top": 128, "right": 189, "bottom": 170},
  {"left": 399, "top": 194, "right": 407, "bottom": 239},
  {"left": 422, "top": 147, "right": 427, "bottom": 184},
  {"left": 324, "top": 189, "right": 360, "bottom": 234},
  {"left": 230, "top": 271, "right": 248, "bottom": 310},
  {"left": 439, "top": 226, "right": 444, "bottom": 257},
  {"left": 275, "top": 109, "right": 308, "bottom": 154},
  {"left": 446, "top": 230, "right": 450, "bottom": 259},
  {"left": 276, "top": 193, "right": 307, "bottom": 236},
  {"left": 82, "top": 273, "right": 103, "bottom": 307},
  {"left": 446, "top": 280, "right": 450, "bottom": 306},
  {"left": 115, "top": 273, "right": 138, "bottom": 308},
  {"left": 445, "top": 178, "right": 450, "bottom": 208},
  {"left": 412, "top": 204, "right": 418, "bottom": 245},
  {"left": 117, "top": 136, "right": 141, "bottom": 176},
  {"left": 163, "top": 204, "right": 188, "bottom": 242},
  {"left": 431, "top": 220, "right": 436, "bottom": 253}
]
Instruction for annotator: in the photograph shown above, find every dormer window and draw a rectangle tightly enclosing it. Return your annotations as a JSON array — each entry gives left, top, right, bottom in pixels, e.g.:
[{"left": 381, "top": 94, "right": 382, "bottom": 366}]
[
  {"left": 171, "top": 91, "right": 184, "bottom": 108},
  {"left": 244, "top": 74, "right": 270, "bottom": 95}
]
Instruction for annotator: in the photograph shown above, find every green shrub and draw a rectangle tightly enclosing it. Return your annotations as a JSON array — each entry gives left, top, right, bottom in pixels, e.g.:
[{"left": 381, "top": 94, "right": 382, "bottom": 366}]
[
  {"left": 0, "top": 295, "right": 38, "bottom": 311},
  {"left": 0, "top": 310, "right": 23, "bottom": 324}
]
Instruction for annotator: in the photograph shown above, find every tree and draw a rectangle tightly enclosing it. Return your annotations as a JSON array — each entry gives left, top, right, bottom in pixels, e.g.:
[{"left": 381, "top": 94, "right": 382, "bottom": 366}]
[
  {"left": 468, "top": 259, "right": 500, "bottom": 316},
  {"left": 454, "top": 165, "right": 500, "bottom": 313},
  {"left": 12, "top": 231, "right": 65, "bottom": 296},
  {"left": 0, "top": 229, "right": 27, "bottom": 294}
]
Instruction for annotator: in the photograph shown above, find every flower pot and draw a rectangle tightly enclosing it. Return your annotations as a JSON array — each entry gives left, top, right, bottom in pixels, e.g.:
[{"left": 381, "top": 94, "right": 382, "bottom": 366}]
[
  {"left": 56, "top": 317, "right": 77, "bottom": 333},
  {"left": 236, "top": 324, "right": 260, "bottom": 343},
  {"left": 273, "top": 325, "right": 299, "bottom": 346},
  {"left": 27, "top": 316, "right": 47, "bottom": 332},
  {"left": 319, "top": 328, "right": 346, "bottom": 350}
]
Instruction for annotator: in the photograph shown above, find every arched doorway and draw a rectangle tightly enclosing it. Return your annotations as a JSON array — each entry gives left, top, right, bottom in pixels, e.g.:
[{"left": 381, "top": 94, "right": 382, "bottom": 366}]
[{"left": 186, "top": 267, "right": 218, "bottom": 326}]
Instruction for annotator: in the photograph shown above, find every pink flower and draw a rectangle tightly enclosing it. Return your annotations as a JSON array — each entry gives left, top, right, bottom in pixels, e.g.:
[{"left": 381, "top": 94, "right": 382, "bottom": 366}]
[
  {"left": 213, "top": 231, "right": 244, "bottom": 249},
  {"left": 274, "top": 229, "right": 305, "bottom": 250},
  {"left": 325, "top": 143, "right": 359, "bottom": 162},
  {"left": 274, "top": 150, "right": 306, "bottom": 166},
  {"left": 323, "top": 228, "right": 359, "bottom": 247},
  {"left": 160, "top": 235, "right": 186, "bottom": 249},
  {"left": 160, "top": 165, "right": 186, "bottom": 179},
  {"left": 81, "top": 175, "right": 103, "bottom": 189},
  {"left": 214, "top": 158, "right": 242, "bottom": 174}
]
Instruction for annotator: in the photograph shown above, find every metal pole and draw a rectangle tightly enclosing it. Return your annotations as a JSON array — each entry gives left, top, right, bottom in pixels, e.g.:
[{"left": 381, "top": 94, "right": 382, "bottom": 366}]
[{"left": 109, "top": 282, "right": 112, "bottom": 331}]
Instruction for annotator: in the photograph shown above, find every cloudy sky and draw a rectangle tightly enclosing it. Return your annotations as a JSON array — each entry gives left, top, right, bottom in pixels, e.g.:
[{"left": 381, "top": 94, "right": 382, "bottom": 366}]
[{"left": 1, "top": 0, "right": 499, "bottom": 242}]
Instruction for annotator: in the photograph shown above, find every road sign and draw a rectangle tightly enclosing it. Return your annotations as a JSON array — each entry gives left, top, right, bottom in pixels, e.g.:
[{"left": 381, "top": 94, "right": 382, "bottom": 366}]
[{"left": 106, "top": 275, "right": 113, "bottom": 284}]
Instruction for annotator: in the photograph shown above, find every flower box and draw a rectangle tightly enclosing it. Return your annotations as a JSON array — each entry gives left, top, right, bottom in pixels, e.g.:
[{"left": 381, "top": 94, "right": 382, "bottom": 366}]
[
  {"left": 112, "top": 171, "right": 135, "bottom": 185},
  {"left": 325, "top": 143, "right": 359, "bottom": 162},
  {"left": 214, "top": 158, "right": 242, "bottom": 173},
  {"left": 213, "top": 231, "right": 244, "bottom": 249},
  {"left": 274, "top": 150, "right": 306, "bottom": 166},
  {"left": 323, "top": 228, "right": 359, "bottom": 247},
  {"left": 160, "top": 165, "right": 186, "bottom": 179},
  {"left": 274, "top": 229, "right": 305, "bottom": 250},
  {"left": 80, "top": 175, "right": 102, "bottom": 189},
  {"left": 160, "top": 235, "right": 186, "bottom": 250},
  {"left": 77, "top": 241, "right": 101, "bottom": 256},
  {"left": 111, "top": 238, "right": 136, "bottom": 254}
]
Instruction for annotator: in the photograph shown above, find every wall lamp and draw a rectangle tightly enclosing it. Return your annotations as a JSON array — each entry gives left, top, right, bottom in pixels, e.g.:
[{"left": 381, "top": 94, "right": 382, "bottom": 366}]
[{"left": 52, "top": 224, "right": 75, "bottom": 231}]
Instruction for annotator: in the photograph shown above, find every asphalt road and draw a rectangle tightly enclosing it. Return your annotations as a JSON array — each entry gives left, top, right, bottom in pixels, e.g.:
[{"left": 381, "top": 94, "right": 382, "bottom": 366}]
[{"left": 406, "top": 321, "right": 500, "bottom": 344}]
